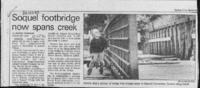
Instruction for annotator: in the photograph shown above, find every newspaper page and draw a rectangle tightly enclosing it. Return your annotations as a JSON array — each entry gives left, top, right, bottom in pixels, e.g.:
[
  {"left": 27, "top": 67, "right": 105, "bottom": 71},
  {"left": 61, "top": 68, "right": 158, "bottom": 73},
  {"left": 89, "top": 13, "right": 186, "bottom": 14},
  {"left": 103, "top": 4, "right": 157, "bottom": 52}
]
[{"left": 1, "top": 0, "right": 198, "bottom": 88}]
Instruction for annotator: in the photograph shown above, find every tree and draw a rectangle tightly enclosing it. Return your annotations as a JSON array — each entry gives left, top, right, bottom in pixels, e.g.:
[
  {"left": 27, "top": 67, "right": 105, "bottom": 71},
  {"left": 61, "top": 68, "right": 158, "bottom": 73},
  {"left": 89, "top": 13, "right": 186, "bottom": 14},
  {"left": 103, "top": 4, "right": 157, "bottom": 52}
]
[{"left": 84, "top": 14, "right": 107, "bottom": 33}]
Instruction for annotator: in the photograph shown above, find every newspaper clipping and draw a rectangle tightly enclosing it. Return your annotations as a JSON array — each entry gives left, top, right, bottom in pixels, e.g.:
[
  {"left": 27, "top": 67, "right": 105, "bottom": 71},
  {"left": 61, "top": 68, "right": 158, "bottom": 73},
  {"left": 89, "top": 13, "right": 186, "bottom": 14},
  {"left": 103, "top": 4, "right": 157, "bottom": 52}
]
[{"left": 1, "top": 0, "right": 198, "bottom": 88}]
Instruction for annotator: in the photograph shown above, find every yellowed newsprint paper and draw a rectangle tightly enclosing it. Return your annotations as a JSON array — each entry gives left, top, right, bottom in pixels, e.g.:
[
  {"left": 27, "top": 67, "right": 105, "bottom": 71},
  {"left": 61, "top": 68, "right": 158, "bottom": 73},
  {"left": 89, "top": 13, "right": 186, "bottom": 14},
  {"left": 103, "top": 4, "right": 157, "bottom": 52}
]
[{"left": 1, "top": 0, "right": 198, "bottom": 87}]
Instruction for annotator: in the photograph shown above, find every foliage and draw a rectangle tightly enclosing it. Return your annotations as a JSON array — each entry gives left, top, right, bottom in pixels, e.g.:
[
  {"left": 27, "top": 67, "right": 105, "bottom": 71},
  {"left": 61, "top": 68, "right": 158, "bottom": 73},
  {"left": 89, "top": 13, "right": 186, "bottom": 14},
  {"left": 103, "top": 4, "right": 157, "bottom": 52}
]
[{"left": 84, "top": 14, "right": 107, "bottom": 33}]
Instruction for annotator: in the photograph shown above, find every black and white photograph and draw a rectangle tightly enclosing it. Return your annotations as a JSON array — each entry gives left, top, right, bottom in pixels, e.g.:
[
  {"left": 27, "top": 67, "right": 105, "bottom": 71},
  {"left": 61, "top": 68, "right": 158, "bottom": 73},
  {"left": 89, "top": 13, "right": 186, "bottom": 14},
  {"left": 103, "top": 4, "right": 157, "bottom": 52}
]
[{"left": 83, "top": 14, "right": 196, "bottom": 80}]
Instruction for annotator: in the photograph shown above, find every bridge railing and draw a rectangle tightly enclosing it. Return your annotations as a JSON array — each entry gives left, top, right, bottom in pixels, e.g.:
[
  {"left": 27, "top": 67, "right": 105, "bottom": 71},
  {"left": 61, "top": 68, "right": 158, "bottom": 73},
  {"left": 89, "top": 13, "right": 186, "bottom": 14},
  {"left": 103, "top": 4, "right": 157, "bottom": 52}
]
[
  {"left": 148, "top": 17, "right": 196, "bottom": 60},
  {"left": 104, "top": 15, "right": 138, "bottom": 79}
]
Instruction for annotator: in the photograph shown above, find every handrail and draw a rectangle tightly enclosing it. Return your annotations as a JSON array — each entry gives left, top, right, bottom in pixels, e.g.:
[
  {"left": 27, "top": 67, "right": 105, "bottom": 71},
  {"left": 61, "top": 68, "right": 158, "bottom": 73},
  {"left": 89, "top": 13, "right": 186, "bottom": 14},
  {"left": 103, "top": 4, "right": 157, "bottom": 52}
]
[
  {"left": 107, "top": 49, "right": 130, "bottom": 66},
  {"left": 104, "top": 53, "right": 130, "bottom": 79},
  {"left": 109, "top": 37, "right": 129, "bottom": 40},
  {"left": 108, "top": 24, "right": 129, "bottom": 35},
  {"left": 109, "top": 44, "right": 129, "bottom": 53}
]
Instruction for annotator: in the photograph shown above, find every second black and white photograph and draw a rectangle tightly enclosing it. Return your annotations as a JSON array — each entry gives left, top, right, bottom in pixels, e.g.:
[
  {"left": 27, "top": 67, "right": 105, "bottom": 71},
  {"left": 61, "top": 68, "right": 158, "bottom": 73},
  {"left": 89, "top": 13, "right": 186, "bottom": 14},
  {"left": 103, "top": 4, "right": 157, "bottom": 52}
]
[{"left": 83, "top": 14, "right": 196, "bottom": 80}]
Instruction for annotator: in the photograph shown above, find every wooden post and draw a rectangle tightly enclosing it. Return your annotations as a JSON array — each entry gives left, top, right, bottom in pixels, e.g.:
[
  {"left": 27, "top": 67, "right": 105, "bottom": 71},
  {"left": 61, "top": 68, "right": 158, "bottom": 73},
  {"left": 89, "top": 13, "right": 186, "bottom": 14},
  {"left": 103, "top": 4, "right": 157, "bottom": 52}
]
[
  {"left": 185, "top": 18, "right": 192, "bottom": 60},
  {"left": 128, "top": 15, "right": 139, "bottom": 79}
]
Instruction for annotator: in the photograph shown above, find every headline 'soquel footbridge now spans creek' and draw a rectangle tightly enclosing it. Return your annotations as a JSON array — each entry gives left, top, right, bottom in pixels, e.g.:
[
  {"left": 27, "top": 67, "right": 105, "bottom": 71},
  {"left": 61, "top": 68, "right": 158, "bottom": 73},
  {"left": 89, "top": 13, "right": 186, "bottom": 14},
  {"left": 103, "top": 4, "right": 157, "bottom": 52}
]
[{"left": 11, "top": 13, "right": 80, "bottom": 31}]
